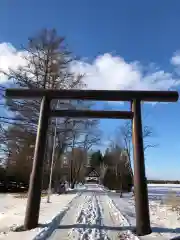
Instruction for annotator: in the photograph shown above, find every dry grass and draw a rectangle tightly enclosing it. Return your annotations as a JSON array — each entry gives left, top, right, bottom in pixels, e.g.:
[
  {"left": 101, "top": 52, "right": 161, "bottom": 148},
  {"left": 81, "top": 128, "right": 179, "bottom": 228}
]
[
  {"left": 163, "top": 190, "right": 180, "bottom": 213},
  {"left": 13, "top": 192, "right": 47, "bottom": 199}
]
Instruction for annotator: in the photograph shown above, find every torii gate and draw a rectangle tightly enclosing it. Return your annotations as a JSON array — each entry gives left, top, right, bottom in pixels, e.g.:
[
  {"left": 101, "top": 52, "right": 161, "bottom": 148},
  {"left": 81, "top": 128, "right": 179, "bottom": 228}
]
[{"left": 5, "top": 88, "right": 179, "bottom": 236}]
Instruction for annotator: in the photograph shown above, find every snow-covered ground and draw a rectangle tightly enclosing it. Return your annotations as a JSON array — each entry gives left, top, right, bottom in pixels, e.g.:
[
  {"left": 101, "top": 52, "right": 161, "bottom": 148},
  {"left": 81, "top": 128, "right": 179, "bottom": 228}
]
[
  {"left": 0, "top": 193, "right": 78, "bottom": 240},
  {"left": 0, "top": 185, "right": 138, "bottom": 240},
  {"left": 47, "top": 184, "right": 138, "bottom": 240},
  {"left": 110, "top": 184, "right": 180, "bottom": 240},
  {"left": 0, "top": 184, "right": 180, "bottom": 239}
]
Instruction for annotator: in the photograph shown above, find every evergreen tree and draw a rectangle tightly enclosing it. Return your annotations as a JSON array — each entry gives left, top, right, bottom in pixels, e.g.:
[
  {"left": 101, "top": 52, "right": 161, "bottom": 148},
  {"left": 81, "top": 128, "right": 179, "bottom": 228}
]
[
  {"left": 90, "top": 150, "right": 103, "bottom": 168},
  {"left": 102, "top": 146, "right": 133, "bottom": 194}
]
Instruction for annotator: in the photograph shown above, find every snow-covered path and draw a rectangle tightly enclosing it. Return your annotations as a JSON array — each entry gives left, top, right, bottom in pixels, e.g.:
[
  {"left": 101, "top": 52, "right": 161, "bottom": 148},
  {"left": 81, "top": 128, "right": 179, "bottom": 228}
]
[
  {"left": 48, "top": 184, "right": 137, "bottom": 240},
  {"left": 3, "top": 184, "right": 180, "bottom": 239}
]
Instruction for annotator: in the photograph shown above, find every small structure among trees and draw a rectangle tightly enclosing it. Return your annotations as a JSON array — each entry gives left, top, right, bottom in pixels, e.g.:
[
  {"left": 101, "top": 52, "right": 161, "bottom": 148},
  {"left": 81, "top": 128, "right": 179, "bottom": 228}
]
[
  {"left": 85, "top": 168, "right": 100, "bottom": 183},
  {"left": 87, "top": 148, "right": 133, "bottom": 193}
]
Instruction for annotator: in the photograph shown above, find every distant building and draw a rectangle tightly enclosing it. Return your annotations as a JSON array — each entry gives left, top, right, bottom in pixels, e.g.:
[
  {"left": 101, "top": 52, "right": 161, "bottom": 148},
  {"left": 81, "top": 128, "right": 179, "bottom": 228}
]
[{"left": 85, "top": 167, "right": 100, "bottom": 183}]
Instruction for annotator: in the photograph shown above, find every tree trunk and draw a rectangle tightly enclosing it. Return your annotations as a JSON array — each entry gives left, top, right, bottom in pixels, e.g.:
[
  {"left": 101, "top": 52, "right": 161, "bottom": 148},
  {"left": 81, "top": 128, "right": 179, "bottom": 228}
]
[
  {"left": 120, "top": 175, "right": 123, "bottom": 198},
  {"left": 120, "top": 190, "right": 123, "bottom": 198},
  {"left": 71, "top": 182, "right": 75, "bottom": 189}
]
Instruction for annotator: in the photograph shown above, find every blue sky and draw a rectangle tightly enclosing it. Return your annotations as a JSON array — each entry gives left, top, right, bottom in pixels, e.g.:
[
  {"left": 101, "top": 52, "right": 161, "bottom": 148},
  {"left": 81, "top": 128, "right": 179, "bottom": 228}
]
[{"left": 1, "top": 0, "right": 180, "bottom": 180}]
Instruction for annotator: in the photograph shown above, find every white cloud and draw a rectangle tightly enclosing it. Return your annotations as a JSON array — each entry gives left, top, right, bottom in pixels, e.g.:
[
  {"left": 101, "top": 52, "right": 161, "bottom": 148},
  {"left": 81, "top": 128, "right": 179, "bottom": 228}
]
[
  {"left": 1, "top": 42, "right": 180, "bottom": 93},
  {"left": 171, "top": 51, "right": 180, "bottom": 66},
  {"left": 0, "top": 43, "right": 27, "bottom": 82},
  {"left": 171, "top": 51, "right": 180, "bottom": 77},
  {"left": 72, "top": 53, "right": 180, "bottom": 91}
]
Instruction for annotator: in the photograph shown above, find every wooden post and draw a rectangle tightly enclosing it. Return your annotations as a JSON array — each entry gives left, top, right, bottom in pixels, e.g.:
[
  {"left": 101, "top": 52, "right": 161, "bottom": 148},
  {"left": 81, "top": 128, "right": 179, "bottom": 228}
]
[
  {"left": 24, "top": 96, "right": 50, "bottom": 230},
  {"left": 132, "top": 99, "right": 151, "bottom": 236}
]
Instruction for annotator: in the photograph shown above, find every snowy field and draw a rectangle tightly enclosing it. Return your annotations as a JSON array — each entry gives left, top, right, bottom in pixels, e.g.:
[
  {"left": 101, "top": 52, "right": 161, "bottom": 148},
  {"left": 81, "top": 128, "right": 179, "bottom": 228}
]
[
  {"left": 148, "top": 184, "right": 180, "bottom": 201},
  {"left": 111, "top": 184, "right": 180, "bottom": 240},
  {"left": 0, "top": 184, "right": 180, "bottom": 239},
  {"left": 0, "top": 193, "right": 78, "bottom": 240}
]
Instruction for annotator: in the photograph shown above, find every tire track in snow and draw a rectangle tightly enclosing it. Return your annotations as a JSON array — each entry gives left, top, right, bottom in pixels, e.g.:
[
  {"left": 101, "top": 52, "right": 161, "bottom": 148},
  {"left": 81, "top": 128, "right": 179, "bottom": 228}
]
[
  {"left": 105, "top": 196, "right": 139, "bottom": 239},
  {"left": 70, "top": 188, "right": 138, "bottom": 239},
  {"left": 48, "top": 194, "right": 88, "bottom": 240},
  {"left": 48, "top": 185, "right": 139, "bottom": 239},
  {"left": 72, "top": 193, "right": 110, "bottom": 240}
]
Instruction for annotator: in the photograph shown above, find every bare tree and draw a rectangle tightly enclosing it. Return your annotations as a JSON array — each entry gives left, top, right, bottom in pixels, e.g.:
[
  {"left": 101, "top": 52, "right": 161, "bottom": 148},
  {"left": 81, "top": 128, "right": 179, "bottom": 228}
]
[
  {"left": 119, "top": 121, "right": 158, "bottom": 162},
  {"left": 68, "top": 147, "right": 87, "bottom": 188},
  {"left": 74, "top": 119, "right": 101, "bottom": 150},
  {"left": 1, "top": 29, "right": 84, "bottom": 159},
  {"left": 99, "top": 160, "right": 107, "bottom": 184},
  {"left": 1, "top": 29, "right": 100, "bottom": 188}
]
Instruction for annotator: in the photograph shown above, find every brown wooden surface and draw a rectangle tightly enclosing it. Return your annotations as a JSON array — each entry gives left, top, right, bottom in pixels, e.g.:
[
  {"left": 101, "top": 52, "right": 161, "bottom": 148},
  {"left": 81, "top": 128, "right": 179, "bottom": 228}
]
[
  {"left": 6, "top": 88, "right": 179, "bottom": 102},
  {"left": 51, "top": 109, "right": 133, "bottom": 119}
]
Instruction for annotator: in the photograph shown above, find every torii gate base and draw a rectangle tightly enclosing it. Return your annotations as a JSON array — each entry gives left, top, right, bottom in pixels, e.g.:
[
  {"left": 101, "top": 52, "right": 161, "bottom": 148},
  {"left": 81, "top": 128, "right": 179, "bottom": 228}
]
[{"left": 5, "top": 89, "right": 179, "bottom": 236}]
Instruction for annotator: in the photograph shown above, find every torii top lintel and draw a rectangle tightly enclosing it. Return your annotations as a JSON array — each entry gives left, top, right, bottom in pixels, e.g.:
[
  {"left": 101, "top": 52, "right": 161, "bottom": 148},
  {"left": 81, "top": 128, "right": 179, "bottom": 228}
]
[{"left": 5, "top": 89, "right": 179, "bottom": 102}]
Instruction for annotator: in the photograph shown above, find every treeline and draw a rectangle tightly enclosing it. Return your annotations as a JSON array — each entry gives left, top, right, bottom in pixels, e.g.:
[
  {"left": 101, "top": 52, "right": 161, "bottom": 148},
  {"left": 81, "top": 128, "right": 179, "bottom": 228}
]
[
  {"left": 0, "top": 147, "right": 88, "bottom": 192},
  {"left": 0, "top": 146, "right": 134, "bottom": 194},
  {"left": 147, "top": 180, "right": 180, "bottom": 184},
  {"left": 89, "top": 148, "right": 133, "bottom": 196},
  {"left": 0, "top": 29, "right": 101, "bottom": 192}
]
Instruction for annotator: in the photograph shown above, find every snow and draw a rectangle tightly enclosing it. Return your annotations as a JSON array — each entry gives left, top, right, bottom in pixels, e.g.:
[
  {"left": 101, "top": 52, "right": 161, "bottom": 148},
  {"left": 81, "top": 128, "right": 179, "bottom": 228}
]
[
  {"left": 0, "top": 193, "right": 78, "bottom": 240},
  {"left": 47, "top": 184, "right": 138, "bottom": 239},
  {"left": 1, "top": 184, "right": 180, "bottom": 239},
  {"left": 110, "top": 184, "right": 180, "bottom": 240}
]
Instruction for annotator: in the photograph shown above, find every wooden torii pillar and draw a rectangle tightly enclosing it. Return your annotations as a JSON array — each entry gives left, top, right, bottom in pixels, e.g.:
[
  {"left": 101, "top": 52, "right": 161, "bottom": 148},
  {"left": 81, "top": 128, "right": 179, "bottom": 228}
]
[{"left": 5, "top": 89, "right": 179, "bottom": 236}]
